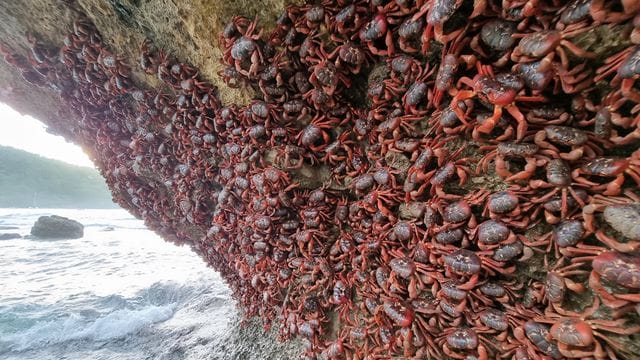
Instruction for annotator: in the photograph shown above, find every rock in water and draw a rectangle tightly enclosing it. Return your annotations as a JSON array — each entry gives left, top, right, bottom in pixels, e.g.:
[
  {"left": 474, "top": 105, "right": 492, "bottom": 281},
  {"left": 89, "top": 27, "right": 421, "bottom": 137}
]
[
  {"left": 30, "top": 215, "right": 84, "bottom": 239},
  {"left": 0, "top": 233, "right": 21, "bottom": 240}
]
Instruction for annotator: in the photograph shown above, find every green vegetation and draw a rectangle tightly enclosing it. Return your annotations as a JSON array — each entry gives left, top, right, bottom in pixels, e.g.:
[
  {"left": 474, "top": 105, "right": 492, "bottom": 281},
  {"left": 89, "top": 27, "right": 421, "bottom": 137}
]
[{"left": 0, "top": 145, "right": 117, "bottom": 208}]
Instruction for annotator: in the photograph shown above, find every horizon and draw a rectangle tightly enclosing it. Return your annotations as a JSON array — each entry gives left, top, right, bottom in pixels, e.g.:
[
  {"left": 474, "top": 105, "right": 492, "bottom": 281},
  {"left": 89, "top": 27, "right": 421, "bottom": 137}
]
[{"left": 0, "top": 103, "right": 95, "bottom": 168}]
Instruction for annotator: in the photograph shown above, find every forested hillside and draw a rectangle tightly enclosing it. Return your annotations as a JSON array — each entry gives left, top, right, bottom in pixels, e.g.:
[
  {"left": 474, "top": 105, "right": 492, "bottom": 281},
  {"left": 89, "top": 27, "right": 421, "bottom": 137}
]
[{"left": 0, "top": 146, "right": 117, "bottom": 208}]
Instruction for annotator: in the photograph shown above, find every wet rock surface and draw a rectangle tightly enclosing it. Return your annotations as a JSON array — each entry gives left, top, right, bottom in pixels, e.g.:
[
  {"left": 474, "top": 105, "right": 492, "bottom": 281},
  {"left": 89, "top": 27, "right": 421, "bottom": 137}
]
[
  {"left": 30, "top": 215, "right": 84, "bottom": 239},
  {"left": 0, "top": 233, "right": 21, "bottom": 240}
]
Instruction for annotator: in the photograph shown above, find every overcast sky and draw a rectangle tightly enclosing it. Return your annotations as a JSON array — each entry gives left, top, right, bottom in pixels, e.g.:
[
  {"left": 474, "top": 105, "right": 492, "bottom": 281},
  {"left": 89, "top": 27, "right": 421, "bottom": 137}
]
[{"left": 0, "top": 102, "right": 94, "bottom": 168}]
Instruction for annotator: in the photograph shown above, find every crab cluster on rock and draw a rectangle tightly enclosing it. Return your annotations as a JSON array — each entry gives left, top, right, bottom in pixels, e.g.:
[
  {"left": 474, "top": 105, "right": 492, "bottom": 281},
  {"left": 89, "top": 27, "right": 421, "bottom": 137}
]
[{"left": 2, "top": 0, "right": 640, "bottom": 359}]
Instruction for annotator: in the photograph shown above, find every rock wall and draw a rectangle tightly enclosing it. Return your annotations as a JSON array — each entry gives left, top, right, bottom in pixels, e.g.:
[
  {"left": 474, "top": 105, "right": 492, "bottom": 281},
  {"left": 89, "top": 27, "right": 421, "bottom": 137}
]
[
  {"left": 0, "top": 0, "right": 303, "bottom": 357},
  {"left": 0, "top": 0, "right": 300, "bottom": 238},
  {"left": 2, "top": 1, "right": 640, "bottom": 359}
]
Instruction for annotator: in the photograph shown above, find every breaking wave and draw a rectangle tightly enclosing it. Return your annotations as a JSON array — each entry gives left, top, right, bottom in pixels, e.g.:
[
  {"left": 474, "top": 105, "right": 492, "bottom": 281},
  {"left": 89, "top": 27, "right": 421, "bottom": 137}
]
[
  {"left": 0, "top": 208, "right": 298, "bottom": 360},
  {"left": 1, "top": 303, "right": 176, "bottom": 352}
]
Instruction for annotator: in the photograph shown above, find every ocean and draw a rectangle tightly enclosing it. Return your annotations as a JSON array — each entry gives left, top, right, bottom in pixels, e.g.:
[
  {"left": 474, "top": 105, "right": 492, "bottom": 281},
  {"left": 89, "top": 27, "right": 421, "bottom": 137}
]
[{"left": 0, "top": 209, "right": 299, "bottom": 360}]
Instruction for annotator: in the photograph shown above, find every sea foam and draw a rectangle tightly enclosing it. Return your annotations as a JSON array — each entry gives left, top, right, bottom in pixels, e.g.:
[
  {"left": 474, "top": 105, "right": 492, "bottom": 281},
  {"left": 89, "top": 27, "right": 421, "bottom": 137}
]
[{"left": 1, "top": 304, "right": 176, "bottom": 352}]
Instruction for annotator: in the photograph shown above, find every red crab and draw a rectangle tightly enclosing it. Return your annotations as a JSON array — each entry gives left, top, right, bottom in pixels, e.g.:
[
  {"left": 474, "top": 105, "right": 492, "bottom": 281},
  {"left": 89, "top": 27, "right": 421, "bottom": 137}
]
[{"left": 451, "top": 63, "right": 545, "bottom": 140}]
